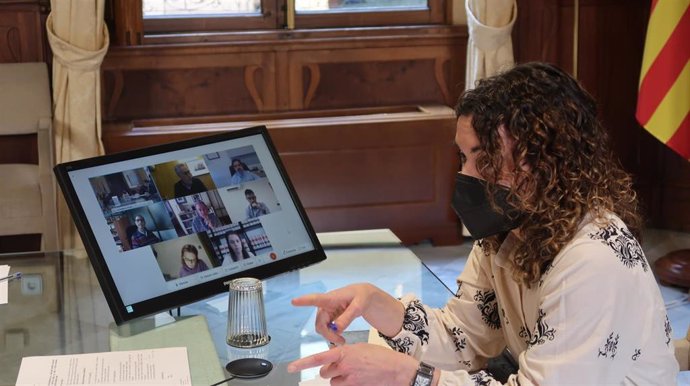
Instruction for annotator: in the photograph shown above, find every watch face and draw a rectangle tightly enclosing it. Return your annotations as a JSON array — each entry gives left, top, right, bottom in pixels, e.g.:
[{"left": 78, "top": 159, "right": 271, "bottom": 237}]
[{"left": 413, "top": 377, "right": 432, "bottom": 386}]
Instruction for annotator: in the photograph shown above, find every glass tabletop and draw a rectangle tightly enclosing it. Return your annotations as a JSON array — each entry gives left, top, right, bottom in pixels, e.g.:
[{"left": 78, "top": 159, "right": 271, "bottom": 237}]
[{"left": 0, "top": 230, "right": 454, "bottom": 385}]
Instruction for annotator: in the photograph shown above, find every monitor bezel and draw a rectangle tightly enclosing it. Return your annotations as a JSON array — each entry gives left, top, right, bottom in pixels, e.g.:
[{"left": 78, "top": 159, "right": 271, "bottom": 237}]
[{"left": 54, "top": 125, "right": 326, "bottom": 325}]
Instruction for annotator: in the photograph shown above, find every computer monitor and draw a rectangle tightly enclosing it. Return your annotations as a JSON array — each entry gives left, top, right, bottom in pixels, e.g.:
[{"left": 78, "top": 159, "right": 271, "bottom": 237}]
[{"left": 54, "top": 125, "right": 326, "bottom": 325}]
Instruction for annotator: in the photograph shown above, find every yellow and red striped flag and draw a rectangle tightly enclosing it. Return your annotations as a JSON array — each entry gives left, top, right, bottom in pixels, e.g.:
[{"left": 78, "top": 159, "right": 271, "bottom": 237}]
[{"left": 636, "top": 0, "right": 690, "bottom": 160}]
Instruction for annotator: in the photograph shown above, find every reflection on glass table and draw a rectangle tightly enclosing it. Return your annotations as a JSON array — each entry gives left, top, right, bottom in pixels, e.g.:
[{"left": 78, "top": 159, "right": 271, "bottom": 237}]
[{"left": 0, "top": 229, "right": 453, "bottom": 385}]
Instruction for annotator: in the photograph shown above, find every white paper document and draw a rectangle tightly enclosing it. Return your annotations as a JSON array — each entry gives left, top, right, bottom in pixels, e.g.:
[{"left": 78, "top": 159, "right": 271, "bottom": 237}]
[
  {"left": 15, "top": 347, "right": 191, "bottom": 386},
  {"left": 0, "top": 264, "right": 10, "bottom": 304}
]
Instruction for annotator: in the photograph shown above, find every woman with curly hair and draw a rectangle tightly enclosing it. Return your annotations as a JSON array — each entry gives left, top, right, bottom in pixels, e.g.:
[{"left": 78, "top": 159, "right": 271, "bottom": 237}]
[{"left": 286, "top": 62, "right": 678, "bottom": 385}]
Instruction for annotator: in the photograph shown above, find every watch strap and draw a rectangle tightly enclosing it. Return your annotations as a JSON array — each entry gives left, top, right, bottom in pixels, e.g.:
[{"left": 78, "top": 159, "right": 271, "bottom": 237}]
[{"left": 411, "top": 361, "right": 435, "bottom": 386}]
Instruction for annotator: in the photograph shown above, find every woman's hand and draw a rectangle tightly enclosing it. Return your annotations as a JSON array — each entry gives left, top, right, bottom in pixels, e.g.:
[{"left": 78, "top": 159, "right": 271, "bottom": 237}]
[
  {"left": 287, "top": 343, "right": 419, "bottom": 386},
  {"left": 291, "top": 283, "right": 405, "bottom": 345}
]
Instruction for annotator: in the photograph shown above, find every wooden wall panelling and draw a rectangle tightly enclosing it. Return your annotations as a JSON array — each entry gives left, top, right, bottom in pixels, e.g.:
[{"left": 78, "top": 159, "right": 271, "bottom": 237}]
[
  {"left": 101, "top": 26, "right": 467, "bottom": 121},
  {"left": 661, "top": 151, "right": 690, "bottom": 231},
  {"left": 287, "top": 46, "right": 457, "bottom": 110},
  {"left": 273, "top": 116, "right": 459, "bottom": 245},
  {"left": 101, "top": 27, "right": 467, "bottom": 244},
  {"left": 103, "top": 106, "right": 461, "bottom": 245},
  {"left": 108, "top": 0, "right": 143, "bottom": 46},
  {"left": 512, "top": 0, "right": 562, "bottom": 66},
  {"left": 0, "top": 0, "right": 49, "bottom": 63},
  {"left": 274, "top": 50, "right": 291, "bottom": 111},
  {"left": 575, "top": 0, "right": 649, "bottom": 166},
  {"left": 101, "top": 47, "right": 277, "bottom": 120},
  {"left": 513, "top": 0, "right": 690, "bottom": 231},
  {"left": 572, "top": 0, "right": 665, "bottom": 225}
]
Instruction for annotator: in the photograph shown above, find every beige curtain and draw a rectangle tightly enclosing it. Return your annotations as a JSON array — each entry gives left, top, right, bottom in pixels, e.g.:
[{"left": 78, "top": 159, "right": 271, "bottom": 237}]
[
  {"left": 465, "top": 0, "right": 517, "bottom": 91},
  {"left": 46, "top": 0, "right": 109, "bottom": 250}
]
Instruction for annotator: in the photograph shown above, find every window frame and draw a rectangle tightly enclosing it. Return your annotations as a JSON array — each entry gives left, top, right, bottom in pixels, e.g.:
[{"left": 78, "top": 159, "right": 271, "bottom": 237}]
[
  {"left": 139, "top": 0, "right": 446, "bottom": 34},
  {"left": 143, "top": 0, "right": 282, "bottom": 33},
  {"left": 295, "top": 0, "right": 445, "bottom": 29}
]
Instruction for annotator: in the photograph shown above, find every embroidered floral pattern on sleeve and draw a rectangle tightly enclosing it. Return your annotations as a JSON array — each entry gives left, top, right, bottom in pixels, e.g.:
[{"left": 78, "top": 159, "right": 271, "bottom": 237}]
[
  {"left": 518, "top": 325, "right": 530, "bottom": 345},
  {"left": 501, "top": 307, "right": 509, "bottom": 325},
  {"left": 632, "top": 349, "right": 642, "bottom": 361},
  {"left": 598, "top": 332, "right": 620, "bottom": 359},
  {"left": 473, "top": 289, "right": 501, "bottom": 330},
  {"left": 447, "top": 326, "right": 467, "bottom": 352},
  {"left": 377, "top": 300, "right": 429, "bottom": 354},
  {"left": 664, "top": 315, "right": 672, "bottom": 346},
  {"left": 588, "top": 224, "right": 649, "bottom": 271},
  {"left": 460, "top": 360, "right": 472, "bottom": 369},
  {"left": 402, "top": 300, "right": 430, "bottom": 344},
  {"left": 528, "top": 309, "right": 556, "bottom": 346},
  {"left": 379, "top": 334, "right": 415, "bottom": 354},
  {"left": 469, "top": 371, "right": 492, "bottom": 386}
]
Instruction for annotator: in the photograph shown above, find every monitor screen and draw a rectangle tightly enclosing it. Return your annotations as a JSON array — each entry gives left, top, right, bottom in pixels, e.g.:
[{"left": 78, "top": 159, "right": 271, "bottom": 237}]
[{"left": 54, "top": 126, "right": 326, "bottom": 325}]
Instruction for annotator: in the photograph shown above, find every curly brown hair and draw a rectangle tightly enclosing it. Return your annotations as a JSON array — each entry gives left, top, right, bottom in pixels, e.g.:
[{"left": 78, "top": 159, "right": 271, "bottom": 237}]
[{"left": 455, "top": 62, "right": 642, "bottom": 285}]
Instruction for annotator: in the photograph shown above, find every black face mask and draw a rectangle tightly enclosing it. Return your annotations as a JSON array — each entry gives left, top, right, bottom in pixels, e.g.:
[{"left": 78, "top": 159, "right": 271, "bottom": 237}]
[{"left": 451, "top": 174, "right": 524, "bottom": 240}]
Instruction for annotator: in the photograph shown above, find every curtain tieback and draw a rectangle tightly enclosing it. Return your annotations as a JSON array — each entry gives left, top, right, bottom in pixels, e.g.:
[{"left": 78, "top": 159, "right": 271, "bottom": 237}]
[
  {"left": 46, "top": 13, "right": 110, "bottom": 71},
  {"left": 466, "top": 0, "right": 517, "bottom": 52}
]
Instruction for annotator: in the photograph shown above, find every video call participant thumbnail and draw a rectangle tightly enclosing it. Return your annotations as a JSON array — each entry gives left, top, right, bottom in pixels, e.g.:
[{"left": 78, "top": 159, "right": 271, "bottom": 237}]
[
  {"left": 191, "top": 200, "right": 223, "bottom": 233},
  {"left": 130, "top": 215, "right": 160, "bottom": 249},
  {"left": 223, "top": 231, "right": 255, "bottom": 265},
  {"left": 244, "top": 189, "right": 270, "bottom": 219},
  {"left": 174, "top": 163, "right": 208, "bottom": 198},
  {"left": 229, "top": 158, "right": 259, "bottom": 185},
  {"left": 178, "top": 244, "right": 209, "bottom": 278}
]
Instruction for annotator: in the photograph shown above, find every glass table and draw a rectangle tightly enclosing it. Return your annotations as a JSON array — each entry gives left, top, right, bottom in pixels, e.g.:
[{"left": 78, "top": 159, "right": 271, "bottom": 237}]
[{"left": 0, "top": 229, "right": 454, "bottom": 385}]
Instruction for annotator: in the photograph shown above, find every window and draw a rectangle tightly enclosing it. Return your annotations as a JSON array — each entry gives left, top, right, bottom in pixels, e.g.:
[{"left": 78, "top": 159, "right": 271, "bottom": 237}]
[
  {"left": 144, "top": 0, "right": 261, "bottom": 15},
  {"left": 140, "top": 0, "right": 446, "bottom": 34},
  {"left": 143, "top": 0, "right": 279, "bottom": 32}
]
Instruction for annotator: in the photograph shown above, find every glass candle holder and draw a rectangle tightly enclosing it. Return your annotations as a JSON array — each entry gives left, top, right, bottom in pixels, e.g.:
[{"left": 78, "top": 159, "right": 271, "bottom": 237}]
[{"left": 226, "top": 277, "right": 270, "bottom": 348}]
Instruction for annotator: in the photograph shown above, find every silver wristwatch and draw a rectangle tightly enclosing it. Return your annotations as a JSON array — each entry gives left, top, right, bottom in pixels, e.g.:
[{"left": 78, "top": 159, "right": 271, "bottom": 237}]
[{"left": 411, "top": 362, "right": 435, "bottom": 386}]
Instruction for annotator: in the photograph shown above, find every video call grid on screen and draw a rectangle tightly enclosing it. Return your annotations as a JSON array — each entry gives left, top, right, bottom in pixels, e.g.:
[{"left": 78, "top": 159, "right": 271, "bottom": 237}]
[{"left": 61, "top": 127, "right": 320, "bottom": 321}]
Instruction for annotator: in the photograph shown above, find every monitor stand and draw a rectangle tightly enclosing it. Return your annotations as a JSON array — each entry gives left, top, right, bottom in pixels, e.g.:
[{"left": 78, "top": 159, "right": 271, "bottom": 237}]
[{"left": 111, "top": 311, "right": 187, "bottom": 337}]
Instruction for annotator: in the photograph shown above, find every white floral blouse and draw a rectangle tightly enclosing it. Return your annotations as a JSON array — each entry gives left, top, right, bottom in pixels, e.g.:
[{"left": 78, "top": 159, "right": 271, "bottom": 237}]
[{"left": 383, "top": 214, "right": 679, "bottom": 385}]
